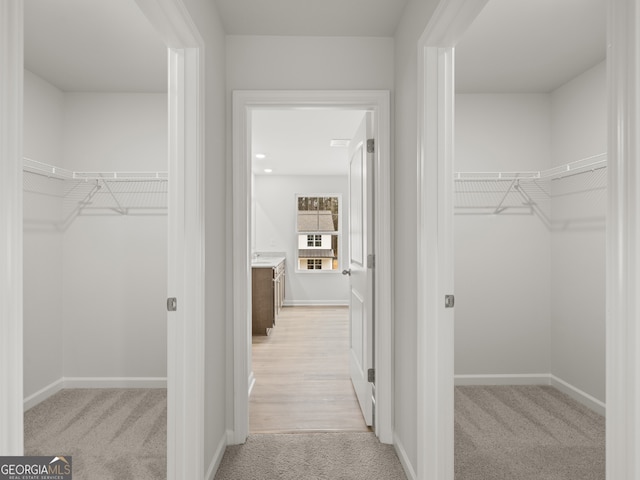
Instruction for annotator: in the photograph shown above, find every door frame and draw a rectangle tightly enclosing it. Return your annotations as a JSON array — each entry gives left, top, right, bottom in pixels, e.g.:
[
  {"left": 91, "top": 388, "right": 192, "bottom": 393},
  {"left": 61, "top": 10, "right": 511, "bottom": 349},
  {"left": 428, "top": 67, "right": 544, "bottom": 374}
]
[
  {"left": 417, "top": 0, "right": 640, "bottom": 479},
  {"left": 0, "top": 0, "right": 25, "bottom": 456},
  {"left": 0, "top": 2, "right": 207, "bottom": 479},
  {"left": 230, "top": 90, "right": 393, "bottom": 444},
  {"left": 136, "top": 1, "right": 206, "bottom": 478}
]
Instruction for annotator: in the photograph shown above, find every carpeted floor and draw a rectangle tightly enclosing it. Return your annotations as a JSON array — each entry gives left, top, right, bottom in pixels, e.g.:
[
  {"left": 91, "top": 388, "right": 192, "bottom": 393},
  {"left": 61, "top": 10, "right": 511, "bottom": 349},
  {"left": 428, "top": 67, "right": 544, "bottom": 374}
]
[
  {"left": 23, "top": 385, "right": 605, "bottom": 479},
  {"left": 24, "top": 389, "right": 166, "bottom": 480},
  {"left": 214, "top": 432, "right": 407, "bottom": 480},
  {"left": 455, "top": 385, "right": 605, "bottom": 480}
]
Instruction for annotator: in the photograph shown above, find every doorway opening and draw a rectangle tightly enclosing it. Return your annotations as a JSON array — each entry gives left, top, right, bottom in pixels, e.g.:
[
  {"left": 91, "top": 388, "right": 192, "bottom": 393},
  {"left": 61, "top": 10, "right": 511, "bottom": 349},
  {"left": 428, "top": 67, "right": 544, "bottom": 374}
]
[
  {"left": 230, "top": 90, "right": 393, "bottom": 445},
  {"left": 248, "top": 108, "right": 370, "bottom": 433},
  {"left": 22, "top": 1, "right": 169, "bottom": 476},
  {"left": 417, "top": 0, "right": 613, "bottom": 479},
  {"left": 3, "top": 0, "right": 207, "bottom": 477},
  {"left": 453, "top": 1, "right": 607, "bottom": 477}
]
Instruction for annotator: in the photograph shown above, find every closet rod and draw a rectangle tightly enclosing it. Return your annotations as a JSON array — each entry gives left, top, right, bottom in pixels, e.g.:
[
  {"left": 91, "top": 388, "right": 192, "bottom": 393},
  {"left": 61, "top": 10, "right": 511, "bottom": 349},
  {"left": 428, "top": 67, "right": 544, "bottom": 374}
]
[
  {"left": 455, "top": 153, "right": 607, "bottom": 182},
  {"left": 455, "top": 171, "right": 539, "bottom": 181},
  {"left": 22, "top": 157, "right": 168, "bottom": 181},
  {"left": 540, "top": 153, "right": 607, "bottom": 181}
]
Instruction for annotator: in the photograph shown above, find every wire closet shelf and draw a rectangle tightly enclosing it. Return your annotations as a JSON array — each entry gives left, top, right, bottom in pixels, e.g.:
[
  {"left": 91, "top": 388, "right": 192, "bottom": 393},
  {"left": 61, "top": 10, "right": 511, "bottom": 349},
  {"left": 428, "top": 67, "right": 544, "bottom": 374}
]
[
  {"left": 23, "top": 157, "right": 169, "bottom": 228},
  {"left": 454, "top": 153, "right": 607, "bottom": 217}
]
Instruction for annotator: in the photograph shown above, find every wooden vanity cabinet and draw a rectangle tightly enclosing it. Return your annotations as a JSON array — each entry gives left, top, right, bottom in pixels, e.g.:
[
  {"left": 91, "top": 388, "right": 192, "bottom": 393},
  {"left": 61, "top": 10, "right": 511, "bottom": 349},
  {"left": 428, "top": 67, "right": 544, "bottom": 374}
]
[{"left": 252, "top": 259, "right": 285, "bottom": 335}]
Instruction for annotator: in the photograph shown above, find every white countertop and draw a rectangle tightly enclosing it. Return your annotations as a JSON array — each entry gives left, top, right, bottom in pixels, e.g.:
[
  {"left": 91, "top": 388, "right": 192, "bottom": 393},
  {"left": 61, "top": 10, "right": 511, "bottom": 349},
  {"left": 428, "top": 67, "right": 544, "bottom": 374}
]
[{"left": 251, "top": 256, "right": 286, "bottom": 268}]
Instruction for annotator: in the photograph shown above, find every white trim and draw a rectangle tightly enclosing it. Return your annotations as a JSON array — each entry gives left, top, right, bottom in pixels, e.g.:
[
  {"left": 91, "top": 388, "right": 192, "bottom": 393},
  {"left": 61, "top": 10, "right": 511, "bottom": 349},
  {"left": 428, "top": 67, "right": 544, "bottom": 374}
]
[
  {"left": 132, "top": 2, "right": 206, "bottom": 480},
  {"left": 205, "top": 434, "right": 228, "bottom": 480},
  {"left": 231, "top": 90, "right": 393, "bottom": 445},
  {"left": 453, "top": 374, "right": 606, "bottom": 416},
  {"left": 454, "top": 374, "right": 550, "bottom": 386},
  {"left": 62, "top": 377, "right": 168, "bottom": 389},
  {"left": 24, "top": 378, "right": 168, "bottom": 411},
  {"left": 23, "top": 379, "right": 64, "bottom": 412},
  {"left": 166, "top": 45, "right": 205, "bottom": 480},
  {"left": 394, "top": 433, "right": 417, "bottom": 480},
  {"left": 607, "top": 2, "right": 640, "bottom": 476},
  {"left": 283, "top": 300, "right": 350, "bottom": 307},
  {"left": 549, "top": 375, "right": 606, "bottom": 417},
  {"left": 417, "top": 2, "right": 489, "bottom": 480},
  {"left": 0, "top": 0, "right": 24, "bottom": 456}
]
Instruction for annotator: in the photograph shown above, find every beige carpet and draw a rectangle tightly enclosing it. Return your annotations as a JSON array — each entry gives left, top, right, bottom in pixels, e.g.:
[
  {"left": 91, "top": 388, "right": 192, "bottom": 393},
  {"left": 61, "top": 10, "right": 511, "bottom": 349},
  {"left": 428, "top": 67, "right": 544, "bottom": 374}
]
[
  {"left": 24, "top": 385, "right": 605, "bottom": 479},
  {"left": 24, "top": 388, "right": 166, "bottom": 480},
  {"left": 214, "top": 432, "right": 407, "bottom": 480},
  {"left": 455, "top": 385, "right": 605, "bottom": 480}
]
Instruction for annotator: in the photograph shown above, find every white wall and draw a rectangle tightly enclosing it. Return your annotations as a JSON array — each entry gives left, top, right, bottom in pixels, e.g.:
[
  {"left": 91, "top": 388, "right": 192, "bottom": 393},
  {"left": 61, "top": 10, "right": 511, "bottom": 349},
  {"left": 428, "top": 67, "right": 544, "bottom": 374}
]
[
  {"left": 453, "top": 62, "right": 607, "bottom": 408},
  {"left": 550, "top": 61, "right": 607, "bottom": 403},
  {"left": 23, "top": 70, "right": 65, "bottom": 400},
  {"left": 60, "top": 93, "right": 167, "bottom": 379},
  {"left": 226, "top": 36, "right": 395, "bottom": 90},
  {"left": 253, "top": 175, "right": 349, "bottom": 305},
  {"left": 181, "top": 0, "right": 229, "bottom": 471},
  {"left": 225, "top": 32, "right": 395, "bottom": 450},
  {"left": 393, "top": 0, "right": 440, "bottom": 473},
  {"left": 454, "top": 94, "right": 552, "bottom": 376},
  {"left": 23, "top": 83, "right": 168, "bottom": 390}
]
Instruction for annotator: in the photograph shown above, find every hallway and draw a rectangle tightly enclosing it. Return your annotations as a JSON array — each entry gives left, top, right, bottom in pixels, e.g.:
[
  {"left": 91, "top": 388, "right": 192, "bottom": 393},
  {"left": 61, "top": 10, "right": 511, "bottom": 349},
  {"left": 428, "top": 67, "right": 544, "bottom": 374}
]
[{"left": 250, "top": 306, "right": 370, "bottom": 433}]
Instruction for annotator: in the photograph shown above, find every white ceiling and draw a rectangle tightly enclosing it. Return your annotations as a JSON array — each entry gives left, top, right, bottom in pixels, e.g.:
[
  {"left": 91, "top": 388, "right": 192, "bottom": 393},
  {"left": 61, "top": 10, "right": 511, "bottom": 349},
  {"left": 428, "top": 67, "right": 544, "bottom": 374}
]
[
  {"left": 24, "top": 0, "right": 167, "bottom": 92},
  {"left": 251, "top": 110, "right": 366, "bottom": 176},
  {"left": 214, "top": 0, "right": 408, "bottom": 37},
  {"left": 24, "top": 0, "right": 606, "bottom": 94},
  {"left": 455, "top": 0, "right": 607, "bottom": 93},
  {"left": 23, "top": 0, "right": 607, "bottom": 175}
]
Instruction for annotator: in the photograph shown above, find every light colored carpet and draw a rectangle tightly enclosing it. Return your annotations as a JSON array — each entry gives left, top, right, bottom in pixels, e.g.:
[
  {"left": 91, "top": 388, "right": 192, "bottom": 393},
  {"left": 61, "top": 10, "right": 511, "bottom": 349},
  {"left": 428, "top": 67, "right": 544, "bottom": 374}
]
[
  {"left": 24, "top": 388, "right": 166, "bottom": 480},
  {"left": 214, "top": 432, "right": 407, "bottom": 480},
  {"left": 24, "top": 385, "right": 605, "bottom": 479},
  {"left": 455, "top": 385, "right": 605, "bottom": 480}
]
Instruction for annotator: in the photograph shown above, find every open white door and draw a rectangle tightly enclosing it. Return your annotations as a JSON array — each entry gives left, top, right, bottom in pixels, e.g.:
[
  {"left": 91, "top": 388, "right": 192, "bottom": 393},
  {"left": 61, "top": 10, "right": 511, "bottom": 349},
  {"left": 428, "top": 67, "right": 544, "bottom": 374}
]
[{"left": 344, "top": 112, "right": 374, "bottom": 426}]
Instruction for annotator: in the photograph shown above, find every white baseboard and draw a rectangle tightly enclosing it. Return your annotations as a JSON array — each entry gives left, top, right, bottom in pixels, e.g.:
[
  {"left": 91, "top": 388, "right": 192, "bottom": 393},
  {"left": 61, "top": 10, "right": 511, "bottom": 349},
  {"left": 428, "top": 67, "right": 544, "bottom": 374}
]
[
  {"left": 454, "top": 373, "right": 606, "bottom": 416},
  {"left": 549, "top": 375, "right": 606, "bottom": 416},
  {"left": 283, "top": 300, "right": 349, "bottom": 307},
  {"left": 394, "top": 433, "right": 417, "bottom": 480},
  {"left": 454, "top": 373, "right": 550, "bottom": 386},
  {"left": 205, "top": 433, "right": 228, "bottom": 480},
  {"left": 24, "top": 378, "right": 64, "bottom": 411},
  {"left": 63, "top": 377, "right": 167, "bottom": 389},
  {"left": 24, "top": 377, "right": 167, "bottom": 410}
]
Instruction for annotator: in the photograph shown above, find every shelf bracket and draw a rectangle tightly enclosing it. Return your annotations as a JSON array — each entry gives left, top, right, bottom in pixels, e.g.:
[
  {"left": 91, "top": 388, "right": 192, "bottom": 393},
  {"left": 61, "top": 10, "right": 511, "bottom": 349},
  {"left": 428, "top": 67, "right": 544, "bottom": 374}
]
[
  {"left": 100, "top": 178, "right": 127, "bottom": 215},
  {"left": 493, "top": 177, "right": 519, "bottom": 214}
]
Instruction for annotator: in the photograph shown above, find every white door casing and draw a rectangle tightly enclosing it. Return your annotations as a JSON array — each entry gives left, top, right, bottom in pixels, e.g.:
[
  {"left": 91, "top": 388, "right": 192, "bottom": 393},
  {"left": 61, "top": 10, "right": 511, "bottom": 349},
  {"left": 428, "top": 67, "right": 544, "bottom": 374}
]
[
  {"left": 346, "top": 113, "right": 374, "bottom": 426},
  {"left": 231, "top": 90, "right": 393, "bottom": 444},
  {"left": 416, "top": 1, "right": 489, "bottom": 479},
  {"left": 0, "top": 0, "right": 24, "bottom": 456},
  {"left": 607, "top": 1, "right": 640, "bottom": 478},
  {"left": 134, "top": 1, "right": 206, "bottom": 478}
]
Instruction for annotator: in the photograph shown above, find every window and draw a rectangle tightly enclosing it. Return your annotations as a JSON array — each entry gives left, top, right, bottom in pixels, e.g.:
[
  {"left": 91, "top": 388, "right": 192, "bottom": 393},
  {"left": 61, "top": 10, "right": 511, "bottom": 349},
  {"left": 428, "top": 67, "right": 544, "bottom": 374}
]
[
  {"left": 307, "top": 234, "right": 322, "bottom": 247},
  {"left": 296, "top": 195, "right": 340, "bottom": 272},
  {"left": 307, "top": 259, "right": 322, "bottom": 270}
]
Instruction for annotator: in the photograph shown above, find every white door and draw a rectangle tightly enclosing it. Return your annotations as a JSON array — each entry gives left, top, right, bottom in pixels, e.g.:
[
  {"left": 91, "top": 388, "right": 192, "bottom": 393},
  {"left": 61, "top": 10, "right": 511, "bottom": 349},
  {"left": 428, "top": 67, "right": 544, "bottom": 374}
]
[{"left": 345, "top": 113, "right": 374, "bottom": 426}]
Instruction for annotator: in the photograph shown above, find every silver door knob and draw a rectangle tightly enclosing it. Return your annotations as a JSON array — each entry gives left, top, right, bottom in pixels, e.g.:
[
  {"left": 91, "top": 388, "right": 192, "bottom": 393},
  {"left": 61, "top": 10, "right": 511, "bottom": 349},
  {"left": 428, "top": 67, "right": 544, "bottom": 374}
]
[{"left": 342, "top": 269, "right": 351, "bottom": 276}]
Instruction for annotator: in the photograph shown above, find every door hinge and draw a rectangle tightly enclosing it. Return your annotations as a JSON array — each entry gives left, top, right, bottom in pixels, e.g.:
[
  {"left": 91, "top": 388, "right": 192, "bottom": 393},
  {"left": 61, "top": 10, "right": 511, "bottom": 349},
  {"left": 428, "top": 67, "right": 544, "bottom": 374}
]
[
  {"left": 367, "top": 138, "right": 375, "bottom": 154},
  {"left": 445, "top": 295, "right": 455, "bottom": 309},
  {"left": 167, "top": 297, "right": 177, "bottom": 312},
  {"left": 368, "top": 368, "right": 375, "bottom": 383},
  {"left": 367, "top": 254, "right": 375, "bottom": 269}
]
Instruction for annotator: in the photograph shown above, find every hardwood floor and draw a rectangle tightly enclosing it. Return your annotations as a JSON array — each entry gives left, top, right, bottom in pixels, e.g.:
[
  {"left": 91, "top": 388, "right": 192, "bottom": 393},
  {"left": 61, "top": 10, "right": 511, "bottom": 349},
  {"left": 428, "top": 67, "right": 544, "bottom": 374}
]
[{"left": 250, "top": 306, "right": 371, "bottom": 433}]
